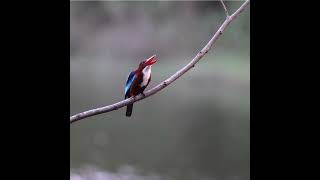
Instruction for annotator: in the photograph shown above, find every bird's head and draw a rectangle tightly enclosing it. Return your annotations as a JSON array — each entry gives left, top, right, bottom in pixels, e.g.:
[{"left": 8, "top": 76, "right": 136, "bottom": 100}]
[{"left": 139, "top": 55, "right": 157, "bottom": 69}]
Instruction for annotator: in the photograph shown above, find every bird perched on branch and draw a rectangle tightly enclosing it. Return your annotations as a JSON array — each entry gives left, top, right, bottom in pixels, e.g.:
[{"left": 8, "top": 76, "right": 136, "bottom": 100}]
[{"left": 124, "top": 55, "right": 157, "bottom": 117}]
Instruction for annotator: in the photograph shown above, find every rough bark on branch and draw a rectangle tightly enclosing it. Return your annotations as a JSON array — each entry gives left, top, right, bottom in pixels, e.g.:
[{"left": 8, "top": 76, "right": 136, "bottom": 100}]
[{"left": 70, "top": 0, "right": 250, "bottom": 124}]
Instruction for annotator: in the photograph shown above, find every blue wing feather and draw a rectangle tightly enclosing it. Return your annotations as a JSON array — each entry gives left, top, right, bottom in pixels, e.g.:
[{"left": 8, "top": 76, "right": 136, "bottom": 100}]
[{"left": 125, "top": 71, "right": 136, "bottom": 97}]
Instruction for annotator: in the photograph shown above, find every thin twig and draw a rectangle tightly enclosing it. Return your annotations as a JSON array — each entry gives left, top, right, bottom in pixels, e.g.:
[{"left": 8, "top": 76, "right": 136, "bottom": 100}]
[
  {"left": 70, "top": 0, "right": 250, "bottom": 124},
  {"left": 220, "top": 0, "right": 230, "bottom": 17}
]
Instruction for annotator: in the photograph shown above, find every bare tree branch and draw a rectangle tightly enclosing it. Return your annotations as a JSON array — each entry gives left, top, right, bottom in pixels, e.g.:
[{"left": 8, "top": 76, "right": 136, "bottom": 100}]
[
  {"left": 70, "top": 0, "right": 250, "bottom": 124},
  {"left": 220, "top": 0, "right": 230, "bottom": 17}
]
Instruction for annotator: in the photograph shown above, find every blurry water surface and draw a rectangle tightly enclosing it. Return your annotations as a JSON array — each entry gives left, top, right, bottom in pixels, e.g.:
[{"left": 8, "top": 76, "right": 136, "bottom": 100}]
[{"left": 71, "top": 1, "right": 250, "bottom": 180}]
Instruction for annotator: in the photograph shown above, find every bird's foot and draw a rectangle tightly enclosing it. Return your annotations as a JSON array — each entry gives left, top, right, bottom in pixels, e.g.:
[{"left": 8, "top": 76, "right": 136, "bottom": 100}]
[{"left": 141, "top": 92, "right": 146, "bottom": 97}]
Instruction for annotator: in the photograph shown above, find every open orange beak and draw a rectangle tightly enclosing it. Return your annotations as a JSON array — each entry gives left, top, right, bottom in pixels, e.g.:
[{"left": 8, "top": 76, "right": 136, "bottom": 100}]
[{"left": 144, "top": 55, "right": 157, "bottom": 66}]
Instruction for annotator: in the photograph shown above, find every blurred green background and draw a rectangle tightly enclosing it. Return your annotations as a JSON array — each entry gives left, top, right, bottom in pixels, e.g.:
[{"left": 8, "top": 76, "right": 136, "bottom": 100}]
[{"left": 70, "top": 1, "right": 249, "bottom": 180}]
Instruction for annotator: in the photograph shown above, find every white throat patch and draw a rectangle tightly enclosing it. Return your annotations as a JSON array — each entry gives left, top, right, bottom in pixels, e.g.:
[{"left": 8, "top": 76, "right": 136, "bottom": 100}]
[{"left": 141, "top": 65, "right": 152, "bottom": 87}]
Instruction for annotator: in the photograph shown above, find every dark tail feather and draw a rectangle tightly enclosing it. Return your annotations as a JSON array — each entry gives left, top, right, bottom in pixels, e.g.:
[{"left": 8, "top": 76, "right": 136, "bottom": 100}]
[{"left": 126, "top": 103, "right": 133, "bottom": 117}]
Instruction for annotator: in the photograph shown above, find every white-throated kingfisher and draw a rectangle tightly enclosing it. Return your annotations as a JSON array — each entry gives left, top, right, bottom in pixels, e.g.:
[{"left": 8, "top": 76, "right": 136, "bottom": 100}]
[{"left": 124, "top": 55, "right": 157, "bottom": 117}]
